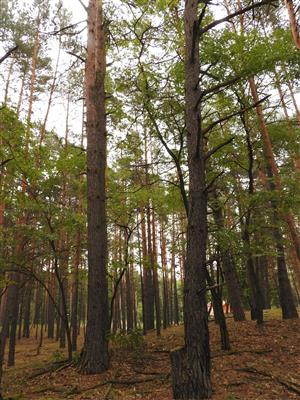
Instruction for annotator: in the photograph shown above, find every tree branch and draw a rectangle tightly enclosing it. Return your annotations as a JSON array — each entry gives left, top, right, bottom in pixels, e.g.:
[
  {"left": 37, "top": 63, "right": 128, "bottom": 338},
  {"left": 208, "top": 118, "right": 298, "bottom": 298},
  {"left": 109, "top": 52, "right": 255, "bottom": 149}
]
[
  {"left": 200, "top": 0, "right": 276, "bottom": 35},
  {"left": 199, "top": 76, "right": 240, "bottom": 100},
  {"left": 205, "top": 170, "right": 225, "bottom": 193},
  {"left": 0, "top": 46, "right": 18, "bottom": 64},
  {"left": 66, "top": 51, "right": 85, "bottom": 63},
  {"left": 77, "top": 0, "right": 88, "bottom": 12},
  {"left": 202, "top": 94, "right": 270, "bottom": 136},
  {"left": 205, "top": 136, "right": 234, "bottom": 161},
  {"left": 0, "top": 158, "right": 13, "bottom": 168}
]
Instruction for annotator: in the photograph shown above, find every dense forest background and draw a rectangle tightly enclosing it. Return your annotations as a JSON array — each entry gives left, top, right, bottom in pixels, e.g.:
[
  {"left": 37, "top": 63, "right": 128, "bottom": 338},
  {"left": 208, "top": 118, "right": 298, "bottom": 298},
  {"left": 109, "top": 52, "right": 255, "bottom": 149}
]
[{"left": 0, "top": 0, "right": 300, "bottom": 398}]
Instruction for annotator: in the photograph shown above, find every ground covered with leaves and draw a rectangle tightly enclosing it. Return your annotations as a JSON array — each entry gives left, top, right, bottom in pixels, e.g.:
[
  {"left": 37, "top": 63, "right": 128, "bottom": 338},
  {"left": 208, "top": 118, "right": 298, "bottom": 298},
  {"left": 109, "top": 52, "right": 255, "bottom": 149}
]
[{"left": 3, "top": 311, "right": 300, "bottom": 399}]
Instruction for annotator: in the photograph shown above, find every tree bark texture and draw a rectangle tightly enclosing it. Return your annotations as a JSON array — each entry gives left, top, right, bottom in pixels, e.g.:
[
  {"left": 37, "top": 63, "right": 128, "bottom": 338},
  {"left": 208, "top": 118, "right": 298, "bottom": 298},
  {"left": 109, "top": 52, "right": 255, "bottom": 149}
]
[{"left": 79, "top": 0, "right": 109, "bottom": 374}]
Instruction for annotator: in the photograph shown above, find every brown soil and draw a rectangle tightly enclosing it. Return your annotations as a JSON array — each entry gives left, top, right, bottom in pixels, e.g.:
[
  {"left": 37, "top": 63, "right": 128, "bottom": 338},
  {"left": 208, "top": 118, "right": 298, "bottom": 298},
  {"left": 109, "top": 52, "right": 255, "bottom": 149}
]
[{"left": 3, "top": 314, "right": 300, "bottom": 399}]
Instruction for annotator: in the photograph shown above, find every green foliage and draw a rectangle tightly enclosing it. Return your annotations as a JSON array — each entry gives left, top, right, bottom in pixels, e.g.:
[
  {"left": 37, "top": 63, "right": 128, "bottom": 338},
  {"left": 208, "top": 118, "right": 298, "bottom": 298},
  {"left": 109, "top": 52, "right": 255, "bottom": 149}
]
[
  {"left": 108, "top": 330, "right": 145, "bottom": 353},
  {"left": 51, "top": 350, "right": 64, "bottom": 363}
]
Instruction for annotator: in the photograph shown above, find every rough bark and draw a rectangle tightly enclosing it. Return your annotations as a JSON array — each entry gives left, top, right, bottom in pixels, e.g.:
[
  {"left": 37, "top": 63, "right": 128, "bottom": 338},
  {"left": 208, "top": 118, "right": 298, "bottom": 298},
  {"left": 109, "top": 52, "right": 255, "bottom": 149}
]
[
  {"left": 170, "top": 2, "right": 212, "bottom": 398},
  {"left": 79, "top": 0, "right": 109, "bottom": 373},
  {"left": 285, "top": 0, "right": 300, "bottom": 49}
]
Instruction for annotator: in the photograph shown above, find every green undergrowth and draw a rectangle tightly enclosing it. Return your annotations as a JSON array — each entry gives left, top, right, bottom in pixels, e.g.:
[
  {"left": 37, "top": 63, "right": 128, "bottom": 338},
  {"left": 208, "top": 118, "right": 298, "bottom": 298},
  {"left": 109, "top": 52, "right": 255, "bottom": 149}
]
[{"left": 108, "top": 329, "right": 145, "bottom": 353}]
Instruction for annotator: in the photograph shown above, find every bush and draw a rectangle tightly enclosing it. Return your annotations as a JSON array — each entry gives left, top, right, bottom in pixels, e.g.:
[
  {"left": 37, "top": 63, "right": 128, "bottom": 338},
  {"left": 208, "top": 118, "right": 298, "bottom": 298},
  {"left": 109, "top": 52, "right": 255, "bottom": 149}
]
[
  {"left": 51, "top": 349, "right": 64, "bottom": 362},
  {"left": 108, "top": 330, "right": 145, "bottom": 353}
]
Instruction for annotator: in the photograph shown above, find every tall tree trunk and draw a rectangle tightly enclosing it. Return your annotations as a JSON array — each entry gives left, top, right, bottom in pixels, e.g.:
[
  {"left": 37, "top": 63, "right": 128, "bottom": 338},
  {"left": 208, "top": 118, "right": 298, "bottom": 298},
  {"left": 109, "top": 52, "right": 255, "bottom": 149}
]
[
  {"left": 40, "top": 39, "right": 62, "bottom": 145},
  {"left": 160, "top": 217, "right": 169, "bottom": 329},
  {"left": 3, "top": 57, "right": 14, "bottom": 104},
  {"left": 285, "top": 0, "right": 300, "bottom": 49},
  {"left": 152, "top": 211, "right": 161, "bottom": 335},
  {"left": 170, "top": 2, "right": 212, "bottom": 398},
  {"left": 211, "top": 191, "right": 245, "bottom": 321},
  {"left": 7, "top": 272, "right": 20, "bottom": 367},
  {"left": 142, "top": 208, "right": 154, "bottom": 331},
  {"left": 137, "top": 217, "right": 146, "bottom": 334},
  {"left": 47, "top": 267, "right": 55, "bottom": 339},
  {"left": 27, "top": 15, "right": 40, "bottom": 127},
  {"left": 16, "top": 68, "right": 27, "bottom": 117},
  {"left": 71, "top": 231, "right": 81, "bottom": 351},
  {"left": 125, "top": 266, "right": 133, "bottom": 332},
  {"left": 286, "top": 81, "right": 300, "bottom": 125},
  {"left": 171, "top": 216, "right": 179, "bottom": 325},
  {"left": 79, "top": 0, "right": 109, "bottom": 373},
  {"left": 22, "top": 283, "right": 32, "bottom": 338}
]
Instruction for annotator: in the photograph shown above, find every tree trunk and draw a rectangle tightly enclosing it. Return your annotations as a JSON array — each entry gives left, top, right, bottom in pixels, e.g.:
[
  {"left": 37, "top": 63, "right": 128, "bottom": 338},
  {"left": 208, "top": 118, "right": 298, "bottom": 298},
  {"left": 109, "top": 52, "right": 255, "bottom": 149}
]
[
  {"left": 7, "top": 272, "right": 20, "bottom": 367},
  {"left": 170, "top": 2, "right": 212, "bottom": 398},
  {"left": 211, "top": 191, "right": 245, "bottom": 321},
  {"left": 249, "top": 76, "right": 300, "bottom": 292},
  {"left": 206, "top": 269, "right": 230, "bottom": 351},
  {"left": 22, "top": 283, "right": 32, "bottom": 338},
  {"left": 160, "top": 217, "right": 169, "bottom": 329},
  {"left": 171, "top": 216, "right": 179, "bottom": 325},
  {"left": 79, "top": 0, "right": 109, "bottom": 374},
  {"left": 71, "top": 231, "right": 80, "bottom": 351},
  {"left": 142, "top": 208, "right": 154, "bottom": 331},
  {"left": 47, "top": 268, "right": 55, "bottom": 339},
  {"left": 152, "top": 211, "right": 161, "bottom": 335},
  {"left": 285, "top": 0, "right": 300, "bottom": 49},
  {"left": 125, "top": 265, "right": 133, "bottom": 332}
]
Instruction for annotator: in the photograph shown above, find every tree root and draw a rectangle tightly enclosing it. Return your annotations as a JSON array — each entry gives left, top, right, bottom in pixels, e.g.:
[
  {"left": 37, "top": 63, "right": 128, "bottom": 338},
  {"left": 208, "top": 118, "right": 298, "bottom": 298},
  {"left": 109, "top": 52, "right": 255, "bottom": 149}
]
[
  {"left": 73, "top": 375, "right": 168, "bottom": 396},
  {"left": 212, "top": 349, "right": 273, "bottom": 358},
  {"left": 28, "top": 360, "right": 70, "bottom": 380},
  {"left": 238, "top": 367, "right": 300, "bottom": 396},
  {"left": 132, "top": 367, "right": 165, "bottom": 375}
]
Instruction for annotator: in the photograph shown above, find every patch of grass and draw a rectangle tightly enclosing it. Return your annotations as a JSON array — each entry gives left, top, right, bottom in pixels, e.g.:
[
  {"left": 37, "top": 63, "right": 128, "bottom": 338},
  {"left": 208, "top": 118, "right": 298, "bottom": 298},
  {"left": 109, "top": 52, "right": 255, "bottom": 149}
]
[{"left": 51, "top": 349, "right": 64, "bottom": 363}]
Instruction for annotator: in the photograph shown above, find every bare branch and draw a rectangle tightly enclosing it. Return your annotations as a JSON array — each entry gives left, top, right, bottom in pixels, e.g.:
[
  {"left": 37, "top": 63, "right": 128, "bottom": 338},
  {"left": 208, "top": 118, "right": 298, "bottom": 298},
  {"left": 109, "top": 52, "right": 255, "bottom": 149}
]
[
  {"left": 66, "top": 51, "right": 85, "bottom": 63},
  {"left": 0, "top": 46, "right": 18, "bottom": 65},
  {"left": 202, "top": 94, "right": 270, "bottom": 136},
  {"left": 205, "top": 136, "right": 234, "bottom": 161},
  {"left": 0, "top": 158, "right": 13, "bottom": 168},
  {"left": 77, "top": 0, "right": 88, "bottom": 12},
  {"left": 199, "top": 76, "right": 240, "bottom": 100},
  {"left": 205, "top": 170, "right": 225, "bottom": 193},
  {"left": 200, "top": 0, "right": 276, "bottom": 35}
]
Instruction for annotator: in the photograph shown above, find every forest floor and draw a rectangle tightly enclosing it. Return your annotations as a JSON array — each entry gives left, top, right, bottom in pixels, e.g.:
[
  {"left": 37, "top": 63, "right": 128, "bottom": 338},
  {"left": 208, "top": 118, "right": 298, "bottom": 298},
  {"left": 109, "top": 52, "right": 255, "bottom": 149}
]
[{"left": 3, "top": 309, "right": 300, "bottom": 400}]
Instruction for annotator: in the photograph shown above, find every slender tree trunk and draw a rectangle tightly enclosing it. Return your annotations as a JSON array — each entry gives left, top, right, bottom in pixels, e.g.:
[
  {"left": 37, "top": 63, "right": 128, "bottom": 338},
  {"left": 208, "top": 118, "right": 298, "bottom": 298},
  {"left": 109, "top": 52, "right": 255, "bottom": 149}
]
[
  {"left": 22, "top": 283, "right": 31, "bottom": 338},
  {"left": 170, "top": 2, "right": 212, "bottom": 397},
  {"left": 160, "top": 217, "right": 169, "bottom": 329},
  {"left": 142, "top": 208, "right": 154, "bottom": 331},
  {"left": 152, "top": 212, "right": 161, "bottom": 335},
  {"left": 211, "top": 191, "right": 245, "bottom": 321},
  {"left": 47, "top": 268, "right": 55, "bottom": 339},
  {"left": 27, "top": 15, "right": 40, "bottom": 127},
  {"left": 40, "top": 40, "right": 61, "bottom": 144},
  {"left": 286, "top": 81, "right": 300, "bottom": 125},
  {"left": 137, "top": 218, "right": 146, "bottom": 335},
  {"left": 71, "top": 231, "right": 80, "bottom": 351},
  {"left": 285, "top": 0, "right": 300, "bottom": 49},
  {"left": 125, "top": 266, "right": 133, "bottom": 332},
  {"left": 16, "top": 68, "right": 27, "bottom": 117},
  {"left": 171, "top": 216, "right": 179, "bottom": 325},
  {"left": 7, "top": 272, "right": 20, "bottom": 367},
  {"left": 3, "top": 57, "right": 14, "bottom": 104},
  {"left": 206, "top": 269, "right": 230, "bottom": 350},
  {"left": 79, "top": 0, "right": 109, "bottom": 373}
]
